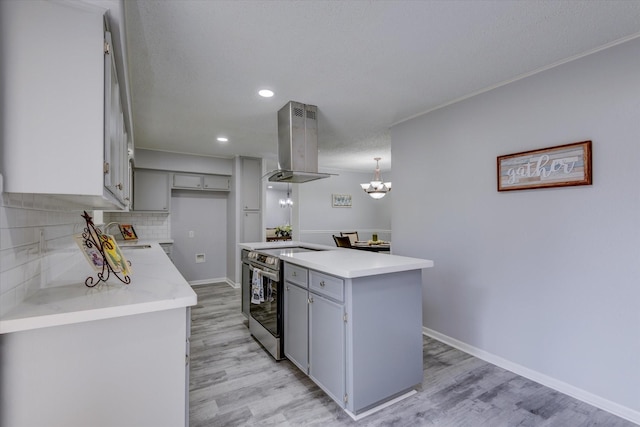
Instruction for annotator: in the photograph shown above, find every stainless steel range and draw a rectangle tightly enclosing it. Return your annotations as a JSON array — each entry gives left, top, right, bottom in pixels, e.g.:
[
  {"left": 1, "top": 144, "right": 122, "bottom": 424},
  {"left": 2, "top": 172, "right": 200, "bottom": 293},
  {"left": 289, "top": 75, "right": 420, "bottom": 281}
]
[{"left": 241, "top": 246, "right": 322, "bottom": 360}]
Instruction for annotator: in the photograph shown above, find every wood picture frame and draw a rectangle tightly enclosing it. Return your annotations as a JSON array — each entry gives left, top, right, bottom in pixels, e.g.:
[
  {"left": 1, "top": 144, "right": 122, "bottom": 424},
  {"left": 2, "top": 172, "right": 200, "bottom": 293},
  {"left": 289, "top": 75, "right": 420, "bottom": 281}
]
[
  {"left": 497, "top": 140, "right": 592, "bottom": 191},
  {"left": 332, "top": 194, "right": 352, "bottom": 208},
  {"left": 119, "top": 224, "right": 138, "bottom": 240}
]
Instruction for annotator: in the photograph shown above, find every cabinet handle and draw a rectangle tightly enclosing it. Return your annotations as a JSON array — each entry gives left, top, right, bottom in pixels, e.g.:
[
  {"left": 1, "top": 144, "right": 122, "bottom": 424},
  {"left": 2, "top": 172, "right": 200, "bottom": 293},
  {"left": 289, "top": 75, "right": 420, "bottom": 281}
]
[
  {"left": 319, "top": 280, "right": 325, "bottom": 287},
  {"left": 286, "top": 285, "right": 290, "bottom": 291},
  {"left": 116, "top": 183, "right": 123, "bottom": 190},
  {"left": 308, "top": 297, "right": 314, "bottom": 304},
  {"left": 292, "top": 271, "right": 297, "bottom": 277}
]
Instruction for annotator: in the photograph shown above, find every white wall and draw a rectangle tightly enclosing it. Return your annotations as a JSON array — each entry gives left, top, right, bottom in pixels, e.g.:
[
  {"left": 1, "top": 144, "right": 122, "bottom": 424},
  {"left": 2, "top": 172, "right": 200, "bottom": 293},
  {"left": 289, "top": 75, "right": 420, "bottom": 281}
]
[
  {"left": 131, "top": 149, "right": 236, "bottom": 284},
  {"left": 391, "top": 38, "right": 640, "bottom": 421},
  {"left": 298, "top": 169, "right": 392, "bottom": 245},
  {"left": 171, "top": 190, "right": 227, "bottom": 284}
]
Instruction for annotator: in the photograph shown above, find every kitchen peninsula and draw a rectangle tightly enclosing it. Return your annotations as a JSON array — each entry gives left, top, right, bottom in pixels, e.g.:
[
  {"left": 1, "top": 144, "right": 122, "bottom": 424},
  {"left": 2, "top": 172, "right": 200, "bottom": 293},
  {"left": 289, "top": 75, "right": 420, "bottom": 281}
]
[
  {"left": 0, "top": 242, "right": 197, "bottom": 427},
  {"left": 240, "top": 241, "right": 433, "bottom": 419}
]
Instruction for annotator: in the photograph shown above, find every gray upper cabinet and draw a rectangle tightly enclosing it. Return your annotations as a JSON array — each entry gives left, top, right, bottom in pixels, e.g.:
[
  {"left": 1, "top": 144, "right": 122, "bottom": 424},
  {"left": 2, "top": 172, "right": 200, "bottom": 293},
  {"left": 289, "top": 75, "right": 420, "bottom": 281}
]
[
  {"left": 0, "top": 0, "right": 130, "bottom": 209},
  {"left": 173, "top": 173, "right": 202, "bottom": 189},
  {"left": 133, "top": 169, "right": 170, "bottom": 212},
  {"left": 242, "top": 211, "right": 261, "bottom": 243},
  {"left": 241, "top": 157, "right": 261, "bottom": 210},
  {"left": 173, "top": 173, "right": 230, "bottom": 191},
  {"left": 203, "top": 174, "right": 230, "bottom": 190}
]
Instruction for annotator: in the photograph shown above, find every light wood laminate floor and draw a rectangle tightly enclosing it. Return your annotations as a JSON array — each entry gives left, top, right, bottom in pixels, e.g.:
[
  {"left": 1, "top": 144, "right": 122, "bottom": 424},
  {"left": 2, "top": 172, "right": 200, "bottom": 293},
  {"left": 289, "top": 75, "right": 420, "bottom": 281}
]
[{"left": 189, "top": 283, "right": 635, "bottom": 427}]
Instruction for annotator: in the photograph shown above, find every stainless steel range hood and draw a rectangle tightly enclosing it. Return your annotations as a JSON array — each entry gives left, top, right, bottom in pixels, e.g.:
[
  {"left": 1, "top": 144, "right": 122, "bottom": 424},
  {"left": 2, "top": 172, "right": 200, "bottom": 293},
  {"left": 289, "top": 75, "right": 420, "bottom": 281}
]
[{"left": 268, "top": 101, "right": 331, "bottom": 183}]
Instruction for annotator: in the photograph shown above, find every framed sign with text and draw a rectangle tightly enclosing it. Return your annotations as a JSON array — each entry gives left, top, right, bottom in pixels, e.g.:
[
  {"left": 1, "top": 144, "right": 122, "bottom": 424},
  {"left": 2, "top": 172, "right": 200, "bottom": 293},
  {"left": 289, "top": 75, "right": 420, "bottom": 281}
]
[
  {"left": 332, "top": 194, "right": 352, "bottom": 207},
  {"left": 497, "top": 140, "right": 592, "bottom": 191}
]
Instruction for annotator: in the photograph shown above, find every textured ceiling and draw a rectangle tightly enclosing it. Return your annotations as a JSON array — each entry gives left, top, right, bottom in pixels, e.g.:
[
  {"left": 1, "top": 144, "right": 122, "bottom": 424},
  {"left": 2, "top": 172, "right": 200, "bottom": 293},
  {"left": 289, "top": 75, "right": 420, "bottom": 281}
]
[{"left": 124, "top": 0, "right": 640, "bottom": 172}]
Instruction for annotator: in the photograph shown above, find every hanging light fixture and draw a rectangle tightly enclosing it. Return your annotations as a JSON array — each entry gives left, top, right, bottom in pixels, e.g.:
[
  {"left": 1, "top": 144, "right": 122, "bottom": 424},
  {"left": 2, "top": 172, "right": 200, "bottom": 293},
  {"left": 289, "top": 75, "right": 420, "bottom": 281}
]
[
  {"left": 360, "top": 157, "right": 392, "bottom": 199},
  {"left": 279, "top": 184, "right": 293, "bottom": 207}
]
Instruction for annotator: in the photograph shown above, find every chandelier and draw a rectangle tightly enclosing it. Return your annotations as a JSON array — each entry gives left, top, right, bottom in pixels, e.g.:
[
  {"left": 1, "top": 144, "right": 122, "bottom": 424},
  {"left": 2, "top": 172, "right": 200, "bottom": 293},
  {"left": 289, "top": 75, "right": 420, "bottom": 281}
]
[
  {"left": 360, "top": 157, "right": 391, "bottom": 199},
  {"left": 279, "top": 185, "right": 293, "bottom": 208}
]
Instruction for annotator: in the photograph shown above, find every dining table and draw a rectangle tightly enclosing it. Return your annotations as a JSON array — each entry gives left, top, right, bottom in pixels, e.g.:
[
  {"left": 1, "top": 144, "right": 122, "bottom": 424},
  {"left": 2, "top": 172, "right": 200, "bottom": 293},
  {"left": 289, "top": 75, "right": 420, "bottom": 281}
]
[{"left": 351, "top": 241, "right": 391, "bottom": 252}]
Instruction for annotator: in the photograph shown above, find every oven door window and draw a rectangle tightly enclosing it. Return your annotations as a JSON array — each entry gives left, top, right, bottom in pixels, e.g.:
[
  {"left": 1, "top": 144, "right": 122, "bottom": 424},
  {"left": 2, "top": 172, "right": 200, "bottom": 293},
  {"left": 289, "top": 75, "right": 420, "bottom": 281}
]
[{"left": 249, "top": 272, "right": 279, "bottom": 337}]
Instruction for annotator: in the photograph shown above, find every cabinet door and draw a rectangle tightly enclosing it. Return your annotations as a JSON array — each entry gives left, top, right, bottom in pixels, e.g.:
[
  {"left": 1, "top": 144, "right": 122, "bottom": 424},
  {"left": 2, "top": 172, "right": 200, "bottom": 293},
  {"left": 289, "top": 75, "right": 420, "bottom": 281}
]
[
  {"left": 203, "top": 174, "right": 230, "bottom": 191},
  {"left": 173, "top": 173, "right": 202, "bottom": 189},
  {"left": 242, "top": 211, "right": 261, "bottom": 242},
  {"left": 309, "top": 293, "right": 345, "bottom": 406},
  {"left": 0, "top": 1, "right": 126, "bottom": 208},
  {"left": 242, "top": 157, "right": 261, "bottom": 210},
  {"left": 284, "top": 283, "right": 309, "bottom": 373},
  {"left": 103, "top": 30, "right": 128, "bottom": 205},
  {"left": 133, "top": 169, "right": 170, "bottom": 211}
]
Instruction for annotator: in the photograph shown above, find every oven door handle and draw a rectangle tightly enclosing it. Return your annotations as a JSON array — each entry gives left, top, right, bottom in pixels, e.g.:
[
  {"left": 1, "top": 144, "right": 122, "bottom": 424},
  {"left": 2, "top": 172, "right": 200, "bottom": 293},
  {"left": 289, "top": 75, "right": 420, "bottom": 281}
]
[{"left": 252, "top": 267, "right": 279, "bottom": 282}]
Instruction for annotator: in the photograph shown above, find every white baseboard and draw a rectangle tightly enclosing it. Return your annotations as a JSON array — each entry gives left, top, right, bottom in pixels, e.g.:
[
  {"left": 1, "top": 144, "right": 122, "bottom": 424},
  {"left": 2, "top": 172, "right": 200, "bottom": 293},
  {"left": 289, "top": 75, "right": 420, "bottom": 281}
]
[
  {"left": 189, "top": 277, "right": 236, "bottom": 287},
  {"left": 422, "top": 327, "right": 640, "bottom": 425}
]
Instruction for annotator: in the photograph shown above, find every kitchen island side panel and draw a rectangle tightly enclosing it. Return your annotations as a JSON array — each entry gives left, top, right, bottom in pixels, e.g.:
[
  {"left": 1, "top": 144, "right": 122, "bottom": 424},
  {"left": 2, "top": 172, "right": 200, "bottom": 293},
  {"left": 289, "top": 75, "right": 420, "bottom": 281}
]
[
  {"left": 347, "top": 270, "right": 423, "bottom": 413},
  {"left": 0, "top": 308, "right": 188, "bottom": 427}
]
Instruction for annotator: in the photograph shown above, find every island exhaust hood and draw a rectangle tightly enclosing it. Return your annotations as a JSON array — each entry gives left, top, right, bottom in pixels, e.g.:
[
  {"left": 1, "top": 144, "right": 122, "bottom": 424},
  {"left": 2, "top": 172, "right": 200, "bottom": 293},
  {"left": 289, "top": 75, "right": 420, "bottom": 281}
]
[{"left": 268, "top": 101, "right": 331, "bottom": 183}]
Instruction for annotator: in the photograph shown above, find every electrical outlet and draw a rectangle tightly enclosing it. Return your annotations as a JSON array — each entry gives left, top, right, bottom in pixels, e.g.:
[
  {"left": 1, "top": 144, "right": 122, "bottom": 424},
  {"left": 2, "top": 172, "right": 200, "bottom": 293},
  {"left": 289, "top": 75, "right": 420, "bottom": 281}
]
[
  {"left": 195, "top": 253, "right": 205, "bottom": 263},
  {"left": 188, "top": 230, "right": 194, "bottom": 238}
]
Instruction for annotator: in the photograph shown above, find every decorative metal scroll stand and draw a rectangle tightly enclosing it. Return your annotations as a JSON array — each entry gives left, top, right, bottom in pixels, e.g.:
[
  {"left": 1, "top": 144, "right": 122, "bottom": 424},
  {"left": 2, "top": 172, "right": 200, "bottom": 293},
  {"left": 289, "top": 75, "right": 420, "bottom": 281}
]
[{"left": 81, "top": 211, "right": 131, "bottom": 287}]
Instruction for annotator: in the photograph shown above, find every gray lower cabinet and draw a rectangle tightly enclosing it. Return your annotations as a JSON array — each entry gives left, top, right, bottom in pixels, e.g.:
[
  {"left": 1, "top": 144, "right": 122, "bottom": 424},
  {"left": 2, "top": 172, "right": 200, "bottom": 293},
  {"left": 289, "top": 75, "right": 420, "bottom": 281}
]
[
  {"left": 284, "top": 281, "right": 309, "bottom": 372},
  {"left": 284, "top": 263, "right": 346, "bottom": 408},
  {"left": 283, "top": 261, "right": 423, "bottom": 416},
  {"left": 309, "top": 292, "right": 345, "bottom": 406}
]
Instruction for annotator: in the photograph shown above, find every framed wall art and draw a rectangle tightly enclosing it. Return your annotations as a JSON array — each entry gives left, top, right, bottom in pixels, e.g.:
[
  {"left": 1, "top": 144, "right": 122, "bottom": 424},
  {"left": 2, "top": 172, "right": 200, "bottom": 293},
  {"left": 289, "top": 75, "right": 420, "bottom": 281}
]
[
  {"left": 497, "top": 140, "right": 592, "bottom": 191},
  {"left": 332, "top": 194, "right": 352, "bottom": 208}
]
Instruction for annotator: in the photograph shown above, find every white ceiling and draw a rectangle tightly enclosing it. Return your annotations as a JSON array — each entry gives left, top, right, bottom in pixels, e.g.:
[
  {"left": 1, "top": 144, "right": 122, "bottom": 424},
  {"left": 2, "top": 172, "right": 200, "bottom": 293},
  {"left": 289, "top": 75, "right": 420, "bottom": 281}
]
[{"left": 123, "top": 0, "right": 640, "bottom": 172}]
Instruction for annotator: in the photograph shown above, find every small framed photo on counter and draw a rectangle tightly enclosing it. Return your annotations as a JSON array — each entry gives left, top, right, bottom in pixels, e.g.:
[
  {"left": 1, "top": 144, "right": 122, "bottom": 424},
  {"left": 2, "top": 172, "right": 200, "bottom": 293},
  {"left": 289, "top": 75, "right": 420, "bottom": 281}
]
[{"left": 119, "top": 224, "right": 138, "bottom": 240}]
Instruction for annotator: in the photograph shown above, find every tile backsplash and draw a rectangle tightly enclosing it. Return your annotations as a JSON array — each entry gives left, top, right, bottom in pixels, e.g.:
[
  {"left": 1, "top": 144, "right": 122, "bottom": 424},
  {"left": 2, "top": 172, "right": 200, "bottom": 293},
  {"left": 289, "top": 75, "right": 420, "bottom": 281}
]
[
  {"left": 0, "top": 192, "right": 89, "bottom": 316},
  {"left": 102, "top": 212, "right": 170, "bottom": 240},
  {"left": 0, "top": 190, "right": 171, "bottom": 317}
]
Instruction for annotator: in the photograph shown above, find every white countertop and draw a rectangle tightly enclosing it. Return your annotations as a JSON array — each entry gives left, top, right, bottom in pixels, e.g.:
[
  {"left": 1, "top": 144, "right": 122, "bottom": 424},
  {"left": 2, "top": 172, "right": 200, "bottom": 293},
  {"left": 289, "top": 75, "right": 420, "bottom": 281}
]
[
  {"left": 239, "top": 241, "right": 433, "bottom": 278},
  {"left": 0, "top": 241, "right": 196, "bottom": 334},
  {"left": 239, "top": 240, "right": 335, "bottom": 251}
]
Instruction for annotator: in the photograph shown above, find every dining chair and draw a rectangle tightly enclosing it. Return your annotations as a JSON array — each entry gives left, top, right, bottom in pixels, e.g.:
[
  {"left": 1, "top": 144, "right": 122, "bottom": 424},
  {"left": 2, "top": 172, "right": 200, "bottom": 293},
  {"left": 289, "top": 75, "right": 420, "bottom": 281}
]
[
  {"left": 333, "top": 235, "right": 352, "bottom": 248},
  {"left": 340, "top": 231, "right": 359, "bottom": 245}
]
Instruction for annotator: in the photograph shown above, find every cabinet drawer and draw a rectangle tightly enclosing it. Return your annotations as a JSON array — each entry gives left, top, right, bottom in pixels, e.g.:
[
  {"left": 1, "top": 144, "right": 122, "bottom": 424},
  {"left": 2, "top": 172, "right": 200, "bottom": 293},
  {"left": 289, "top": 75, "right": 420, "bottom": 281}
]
[
  {"left": 310, "top": 271, "right": 344, "bottom": 302},
  {"left": 284, "top": 263, "right": 308, "bottom": 288}
]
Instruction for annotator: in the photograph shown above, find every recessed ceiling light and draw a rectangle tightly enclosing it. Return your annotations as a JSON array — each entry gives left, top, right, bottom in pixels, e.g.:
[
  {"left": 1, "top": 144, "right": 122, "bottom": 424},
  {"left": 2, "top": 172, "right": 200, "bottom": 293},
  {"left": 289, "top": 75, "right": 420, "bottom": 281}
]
[
  {"left": 217, "top": 137, "right": 228, "bottom": 142},
  {"left": 258, "top": 89, "right": 274, "bottom": 98}
]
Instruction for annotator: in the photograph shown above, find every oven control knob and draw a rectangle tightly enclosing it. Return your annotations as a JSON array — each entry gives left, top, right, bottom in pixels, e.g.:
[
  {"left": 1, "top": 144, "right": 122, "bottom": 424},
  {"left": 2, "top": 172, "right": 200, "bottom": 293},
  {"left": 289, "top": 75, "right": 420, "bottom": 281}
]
[{"left": 266, "top": 257, "right": 276, "bottom": 265}]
